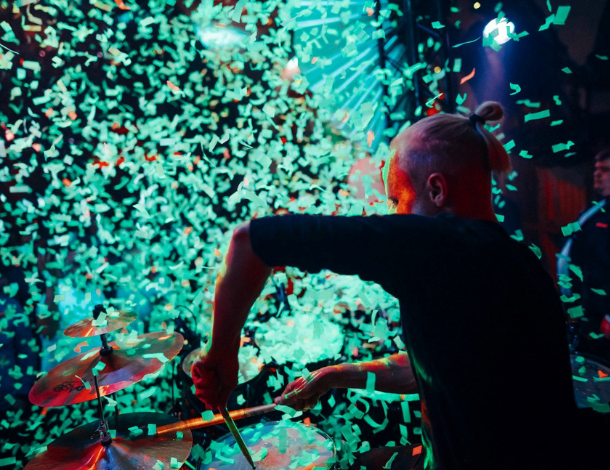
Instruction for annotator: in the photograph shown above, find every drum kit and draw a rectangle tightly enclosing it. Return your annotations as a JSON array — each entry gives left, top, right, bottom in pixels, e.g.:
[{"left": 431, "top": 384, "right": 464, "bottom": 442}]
[{"left": 23, "top": 305, "right": 338, "bottom": 469}]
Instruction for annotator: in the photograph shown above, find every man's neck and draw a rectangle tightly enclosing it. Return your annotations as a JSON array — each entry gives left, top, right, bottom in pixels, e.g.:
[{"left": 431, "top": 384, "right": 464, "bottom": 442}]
[{"left": 441, "top": 203, "right": 498, "bottom": 223}]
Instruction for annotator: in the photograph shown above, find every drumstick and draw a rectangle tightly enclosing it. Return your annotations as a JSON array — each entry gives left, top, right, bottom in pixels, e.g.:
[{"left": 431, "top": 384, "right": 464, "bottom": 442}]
[
  {"left": 220, "top": 407, "right": 256, "bottom": 470},
  {"left": 156, "top": 404, "right": 276, "bottom": 435}
]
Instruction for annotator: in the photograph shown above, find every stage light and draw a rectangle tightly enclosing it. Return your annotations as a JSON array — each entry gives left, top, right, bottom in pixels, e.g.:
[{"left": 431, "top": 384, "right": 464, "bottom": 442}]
[
  {"left": 474, "top": 2, "right": 481, "bottom": 9},
  {"left": 483, "top": 17, "right": 515, "bottom": 45},
  {"left": 196, "top": 25, "right": 247, "bottom": 50},
  {"left": 286, "top": 57, "right": 299, "bottom": 70}
]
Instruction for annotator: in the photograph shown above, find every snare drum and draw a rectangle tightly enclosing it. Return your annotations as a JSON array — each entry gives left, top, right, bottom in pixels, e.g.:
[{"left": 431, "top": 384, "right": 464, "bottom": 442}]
[
  {"left": 201, "top": 420, "right": 336, "bottom": 469},
  {"left": 571, "top": 354, "right": 610, "bottom": 410},
  {"left": 179, "top": 344, "right": 267, "bottom": 417}
]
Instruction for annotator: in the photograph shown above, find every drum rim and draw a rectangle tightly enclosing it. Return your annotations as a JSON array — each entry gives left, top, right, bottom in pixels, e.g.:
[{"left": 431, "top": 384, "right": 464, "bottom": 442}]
[{"left": 570, "top": 352, "right": 610, "bottom": 370}]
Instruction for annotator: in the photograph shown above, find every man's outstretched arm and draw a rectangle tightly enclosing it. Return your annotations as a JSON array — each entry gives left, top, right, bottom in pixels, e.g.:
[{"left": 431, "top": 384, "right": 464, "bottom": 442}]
[
  {"left": 192, "top": 222, "right": 271, "bottom": 408},
  {"left": 276, "top": 353, "right": 418, "bottom": 411}
]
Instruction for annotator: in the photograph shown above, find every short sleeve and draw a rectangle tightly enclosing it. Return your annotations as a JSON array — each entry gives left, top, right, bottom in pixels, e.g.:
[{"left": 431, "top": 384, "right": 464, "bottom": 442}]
[{"left": 249, "top": 214, "right": 443, "bottom": 297}]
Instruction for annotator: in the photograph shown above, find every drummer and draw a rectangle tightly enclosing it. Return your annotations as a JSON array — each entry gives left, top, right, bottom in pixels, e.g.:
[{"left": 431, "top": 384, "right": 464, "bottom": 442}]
[{"left": 192, "top": 102, "right": 602, "bottom": 470}]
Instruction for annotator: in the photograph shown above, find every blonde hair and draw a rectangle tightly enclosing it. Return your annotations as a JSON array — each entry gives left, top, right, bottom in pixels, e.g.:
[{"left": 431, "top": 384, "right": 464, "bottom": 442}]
[{"left": 393, "top": 101, "right": 511, "bottom": 188}]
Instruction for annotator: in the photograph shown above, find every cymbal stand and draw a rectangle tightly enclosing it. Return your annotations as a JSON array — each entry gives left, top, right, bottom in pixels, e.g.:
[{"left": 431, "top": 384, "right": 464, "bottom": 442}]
[
  {"left": 93, "top": 304, "right": 114, "bottom": 357},
  {"left": 93, "top": 375, "right": 112, "bottom": 446}
]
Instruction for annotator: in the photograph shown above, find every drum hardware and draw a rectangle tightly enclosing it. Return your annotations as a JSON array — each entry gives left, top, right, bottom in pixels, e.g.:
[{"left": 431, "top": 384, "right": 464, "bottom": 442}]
[
  {"left": 24, "top": 358, "right": 192, "bottom": 469},
  {"left": 570, "top": 353, "right": 610, "bottom": 410}
]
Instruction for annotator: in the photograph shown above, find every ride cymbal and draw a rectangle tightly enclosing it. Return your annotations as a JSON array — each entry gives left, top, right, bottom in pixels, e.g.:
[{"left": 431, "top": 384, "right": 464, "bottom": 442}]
[
  {"left": 24, "top": 412, "right": 192, "bottom": 470},
  {"left": 29, "top": 331, "right": 183, "bottom": 407}
]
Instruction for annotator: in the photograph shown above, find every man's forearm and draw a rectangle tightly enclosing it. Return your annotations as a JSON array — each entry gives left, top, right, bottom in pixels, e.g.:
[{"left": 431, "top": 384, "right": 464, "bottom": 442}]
[
  {"left": 322, "top": 353, "right": 418, "bottom": 395},
  {"left": 209, "top": 223, "right": 272, "bottom": 353}
]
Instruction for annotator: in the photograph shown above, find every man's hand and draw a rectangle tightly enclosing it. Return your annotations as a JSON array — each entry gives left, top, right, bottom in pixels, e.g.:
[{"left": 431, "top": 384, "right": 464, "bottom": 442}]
[
  {"left": 275, "top": 368, "right": 334, "bottom": 411},
  {"left": 191, "top": 346, "right": 239, "bottom": 410}
]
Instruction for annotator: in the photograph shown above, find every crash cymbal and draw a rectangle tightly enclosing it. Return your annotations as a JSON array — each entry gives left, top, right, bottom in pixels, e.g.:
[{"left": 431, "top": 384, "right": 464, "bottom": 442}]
[
  {"left": 29, "top": 331, "right": 183, "bottom": 407},
  {"left": 24, "top": 412, "right": 192, "bottom": 470},
  {"left": 64, "top": 310, "right": 137, "bottom": 338}
]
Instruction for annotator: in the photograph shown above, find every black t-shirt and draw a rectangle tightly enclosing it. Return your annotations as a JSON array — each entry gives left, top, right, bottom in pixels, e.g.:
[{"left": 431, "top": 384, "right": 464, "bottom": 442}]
[{"left": 250, "top": 213, "right": 580, "bottom": 470}]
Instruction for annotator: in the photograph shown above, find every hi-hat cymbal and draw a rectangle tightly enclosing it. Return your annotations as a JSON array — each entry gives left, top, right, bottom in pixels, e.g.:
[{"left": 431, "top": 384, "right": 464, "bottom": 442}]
[
  {"left": 29, "top": 332, "right": 184, "bottom": 407},
  {"left": 24, "top": 412, "right": 192, "bottom": 470},
  {"left": 63, "top": 310, "right": 137, "bottom": 338}
]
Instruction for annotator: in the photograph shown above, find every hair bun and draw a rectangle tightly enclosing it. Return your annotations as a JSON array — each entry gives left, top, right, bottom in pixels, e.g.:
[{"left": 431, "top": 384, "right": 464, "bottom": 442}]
[{"left": 474, "top": 101, "right": 504, "bottom": 123}]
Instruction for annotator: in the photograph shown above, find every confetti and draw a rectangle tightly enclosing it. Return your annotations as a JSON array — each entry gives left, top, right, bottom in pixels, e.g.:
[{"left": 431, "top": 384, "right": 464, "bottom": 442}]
[{"left": 459, "top": 68, "right": 476, "bottom": 85}]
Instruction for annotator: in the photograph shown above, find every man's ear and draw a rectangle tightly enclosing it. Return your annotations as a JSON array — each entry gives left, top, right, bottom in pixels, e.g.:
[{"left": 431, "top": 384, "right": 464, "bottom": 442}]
[{"left": 426, "top": 173, "right": 448, "bottom": 207}]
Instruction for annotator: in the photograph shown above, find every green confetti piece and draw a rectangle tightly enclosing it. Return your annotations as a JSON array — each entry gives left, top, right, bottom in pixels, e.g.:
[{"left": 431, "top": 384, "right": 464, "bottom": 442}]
[
  {"left": 275, "top": 404, "right": 300, "bottom": 417},
  {"left": 431, "top": 21, "right": 445, "bottom": 29},
  {"left": 171, "top": 457, "right": 181, "bottom": 468},
  {"left": 138, "top": 386, "right": 158, "bottom": 401},
  {"left": 553, "top": 6, "right": 571, "bottom": 25},
  {"left": 129, "top": 426, "right": 144, "bottom": 436},
  {"left": 400, "top": 400, "right": 411, "bottom": 423},
  {"left": 456, "top": 93, "right": 467, "bottom": 106},
  {"left": 550, "top": 120, "right": 563, "bottom": 126},
  {"left": 572, "top": 375, "right": 588, "bottom": 383},
  {"left": 519, "top": 150, "right": 533, "bottom": 159},
  {"left": 595, "top": 55, "right": 609, "bottom": 61},
  {"left": 529, "top": 244, "right": 542, "bottom": 259},
  {"left": 539, "top": 14, "right": 555, "bottom": 31},
  {"left": 142, "top": 353, "right": 169, "bottom": 363},
  {"left": 383, "top": 452, "right": 399, "bottom": 469},
  {"left": 569, "top": 264, "right": 583, "bottom": 281},
  {"left": 524, "top": 110, "right": 550, "bottom": 122},
  {"left": 279, "top": 427, "right": 287, "bottom": 454},
  {"left": 561, "top": 221, "right": 581, "bottom": 236},
  {"left": 148, "top": 423, "right": 157, "bottom": 435},
  {"left": 562, "top": 67, "right": 572, "bottom": 74},
  {"left": 552, "top": 141, "right": 574, "bottom": 153},
  {"left": 202, "top": 410, "right": 215, "bottom": 421},
  {"left": 590, "top": 288, "right": 606, "bottom": 296},
  {"left": 509, "top": 83, "right": 521, "bottom": 95},
  {"left": 262, "top": 103, "right": 276, "bottom": 118},
  {"left": 567, "top": 305, "right": 583, "bottom": 319},
  {"left": 0, "top": 458, "right": 17, "bottom": 467}
]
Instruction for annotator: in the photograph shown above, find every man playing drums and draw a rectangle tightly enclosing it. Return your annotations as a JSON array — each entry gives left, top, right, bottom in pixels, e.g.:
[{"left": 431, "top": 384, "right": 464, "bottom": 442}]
[{"left": 192, "top": 102, "right": 604, "bottom": 469}]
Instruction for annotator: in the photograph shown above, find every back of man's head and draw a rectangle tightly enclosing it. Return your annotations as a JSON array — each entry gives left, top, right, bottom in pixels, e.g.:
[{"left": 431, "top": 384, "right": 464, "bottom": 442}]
[
  {"left": 386, "top": 102, "right": 510, "bottom": 218},
  {"left": 393, "top": 101, "right": 510, "bottom": 189}
]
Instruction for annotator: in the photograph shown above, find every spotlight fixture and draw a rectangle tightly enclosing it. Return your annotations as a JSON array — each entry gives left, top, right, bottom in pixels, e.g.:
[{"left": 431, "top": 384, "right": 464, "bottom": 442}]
[{"left": 483, "top": 17, "right": 515, "bottom": 45}]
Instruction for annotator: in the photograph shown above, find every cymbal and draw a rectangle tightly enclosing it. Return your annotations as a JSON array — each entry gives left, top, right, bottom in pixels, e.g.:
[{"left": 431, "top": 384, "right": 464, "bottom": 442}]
[
  {"left": 63, "top": 310, "right": 137, "bottom": 337},
  {"left": 24, "top": 412, "right": 192, "bottom": 470},
  {"left": 29, "top": 331, "right": 184, "bottom": 407}
]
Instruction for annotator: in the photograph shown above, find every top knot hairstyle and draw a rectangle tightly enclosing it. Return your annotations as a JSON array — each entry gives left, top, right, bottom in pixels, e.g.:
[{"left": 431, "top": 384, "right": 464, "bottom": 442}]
[{"left": 393, "top": 101, "right": 511, "bottom": 189}]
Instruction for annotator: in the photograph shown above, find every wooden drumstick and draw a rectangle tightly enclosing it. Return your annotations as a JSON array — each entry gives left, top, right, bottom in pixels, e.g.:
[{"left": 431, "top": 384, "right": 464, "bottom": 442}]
[{"left": 156, "top": 404, "right": 277, "bottom": 435}]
